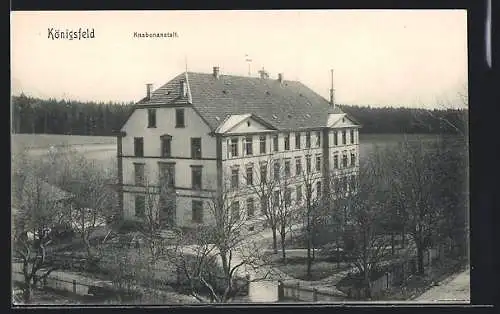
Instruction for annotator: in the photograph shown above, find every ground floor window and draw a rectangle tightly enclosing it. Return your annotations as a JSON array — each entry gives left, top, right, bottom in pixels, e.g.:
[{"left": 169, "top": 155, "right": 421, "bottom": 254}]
[
  {"left": 135, "top": 195, "right": 145, "bottom": 217},
  {"left": 192, "top": 200, "right": 203, "bottom": 223}
]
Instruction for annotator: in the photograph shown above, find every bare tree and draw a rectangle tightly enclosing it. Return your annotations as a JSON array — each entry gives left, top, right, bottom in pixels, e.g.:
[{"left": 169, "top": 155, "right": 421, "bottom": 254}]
[
  {"left": 242, "top": 154, "right": 280, "bottom": 253},
  {"left": 337, "top": 152, "right": 392, "bottom": 298},
  {"left": 386, "top": 140, "right": 448, "bottom": 275},
  {"left": 293, "top": 146, "right": 323, "bottom": 279},
  {"left": 168, "top": 179, "right": 271, "bottom": 303},
  {"left": 66, "top": 159, "right": 116, "bottom": 264},
  {"left": 11, "top": 150, "right": 67, "bottom": 303}
]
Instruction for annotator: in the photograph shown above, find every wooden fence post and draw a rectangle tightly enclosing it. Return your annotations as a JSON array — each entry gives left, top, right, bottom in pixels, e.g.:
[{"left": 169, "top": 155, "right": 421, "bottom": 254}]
[
  {"left": 313, "top": 288, "right": 318, "bottom": 302},
  {"left": 245, "top": 275, "right": 251, "bottom": 295},
  {"left": 72, "top": 280, "right": 77, "bottom": 294},
  {"left": 277, "top": 281, "right": 284, "bottom": 301},
  {"left": 296, "top": 282, "right": 300, "bottom": 301}
]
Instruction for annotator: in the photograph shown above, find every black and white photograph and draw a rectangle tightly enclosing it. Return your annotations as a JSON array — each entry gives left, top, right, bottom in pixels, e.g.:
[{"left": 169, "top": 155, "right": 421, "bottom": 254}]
[{"left": 11, "top": 10, "right": 469, "bottom": 305}]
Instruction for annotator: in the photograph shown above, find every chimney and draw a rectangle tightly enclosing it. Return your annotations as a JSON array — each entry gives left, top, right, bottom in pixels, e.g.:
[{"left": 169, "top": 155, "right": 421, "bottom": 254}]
[
  {"left": 146, "top": 83, "right": 153, "bottom": 100},
  {"left": 278, "top": 73, "right": 284, "bottom": 84},
  {"left": 180, "top": 80, "right": 187, "bottom": 97},
  {"left": 213, "top": 66, "right": 220, "bottom": 79}
]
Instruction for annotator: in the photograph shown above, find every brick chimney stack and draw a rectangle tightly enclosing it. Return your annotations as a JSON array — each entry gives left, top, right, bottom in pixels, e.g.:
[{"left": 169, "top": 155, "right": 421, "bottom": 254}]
[
  {"left": 213, "top": 66, "right": 220, "bottom": 79},
  {"left": 278, "top": 73, "right": 284, "bottom": 84}
]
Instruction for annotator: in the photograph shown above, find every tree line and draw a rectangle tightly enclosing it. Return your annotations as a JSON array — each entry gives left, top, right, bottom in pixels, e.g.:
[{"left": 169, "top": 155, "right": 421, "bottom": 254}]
[
  {"left": 11, "top": 94, "right": 133, "bottom": 136},
  {"left": 11, "top": 94, "right": 467, "bottom": 136}
]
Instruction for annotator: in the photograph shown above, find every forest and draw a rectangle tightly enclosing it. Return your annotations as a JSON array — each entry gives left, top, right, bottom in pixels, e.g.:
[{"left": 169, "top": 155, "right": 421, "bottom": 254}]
[{"left": 11, "top": 94, "right": 467, "bottom": 136}]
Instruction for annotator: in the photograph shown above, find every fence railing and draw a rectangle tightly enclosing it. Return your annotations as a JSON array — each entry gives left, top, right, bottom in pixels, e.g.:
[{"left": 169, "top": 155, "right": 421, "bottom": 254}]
[
  {"left": 342, "top": 242, "right": 452, "bottom": 299},
  {"left": 277, "top": 281, "right": 347, "bottom": 302}
]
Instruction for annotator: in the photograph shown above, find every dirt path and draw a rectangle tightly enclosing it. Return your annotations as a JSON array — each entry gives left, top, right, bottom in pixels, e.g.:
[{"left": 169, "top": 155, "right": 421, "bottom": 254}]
[{"left": 414, "top": 267, "right": 470, "bottom": 303}]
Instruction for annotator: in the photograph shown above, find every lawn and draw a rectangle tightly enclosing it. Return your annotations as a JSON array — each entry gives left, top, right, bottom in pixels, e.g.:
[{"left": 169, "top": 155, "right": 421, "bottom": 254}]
[
  {"left": 11, "top": 133, "right": 116, "bottom": 150},
  {"left": 268, "top": 252, "right": 351, "bottom": 282}
]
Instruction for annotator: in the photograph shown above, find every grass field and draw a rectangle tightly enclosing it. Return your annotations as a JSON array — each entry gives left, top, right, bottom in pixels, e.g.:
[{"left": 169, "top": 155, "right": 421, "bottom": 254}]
[{"left": 11, "top": 133, "right": 116, "bottom": 150}]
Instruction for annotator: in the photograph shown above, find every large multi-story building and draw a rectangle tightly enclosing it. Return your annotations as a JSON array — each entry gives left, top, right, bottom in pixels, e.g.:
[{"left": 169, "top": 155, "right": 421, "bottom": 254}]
[{"left": 117, "top": 67, "right": 361, "bottom": 227}]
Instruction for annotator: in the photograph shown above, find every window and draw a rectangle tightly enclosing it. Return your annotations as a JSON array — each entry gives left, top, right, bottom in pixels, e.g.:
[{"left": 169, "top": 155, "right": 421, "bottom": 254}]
[
  {"left": 159, "top": 162, "right": 175, "bottom": 186},
  {"left": 230, "top": 138, "right": 239, "bottom": 157},
  {"left": 246, "top": 166, "right": 253, "bottom": 186},
  {"left": 284, "top": 133, "right": 290, "bottom": 151},
  {"left": 273, "top": 134, "right": 279, "bottom": 152},
  {"left": 259, "top": 135, "right": 266, "bottom": 154},
  {"left": 260, "top": 162, "right": 268, "bottom": 184},
  {"left": 273, "top": 190, "right": 280, "bottom": 208},
  {"left": 317, "top": 181, "right": 322, "bottom": 198},
  {"left": 334, "top": 178, "right": 340, "bottom": 194},
  {"left": 191, "top": 138, "right": 202, "bottom": 159},
  {"left": 135, "top": 195, "right": 145, "bottom": 217},
  {"left": 296, "top": 185, "right": 303, "bottom": 203},
  {"left": 342, "top": 152, "right": 348, "bottom": 168},
  {"left": 350, "top": 175, "right": 356, "bottom": 192},
  {"left": 134, "top": 137, "right": 144, "bottom": 157},
  {"left": 260, "top": 197, "right": 268, "bottom": 215},
  {"left": 295, "top": 157, "right": 302, "bottom": 175},
  {"left": 134, "top": 163, "right": 145, "bottom": 186},
  {"left": 192, "top": 200, "right": 203, "bottom": 223},
  {"left": 334, "top": 131, "right": 338, "bottom": 146},
  {"left": 285, "top": 188, "right": 292, "bottom": 207},
  {"left": 333, "top": 154, "right": 339, "bottom": 169},
  {"left": 245, "top": 136, "right": 253, "bottom": 155},
  {"left": 284, "top": 159, "right": 291, "bottom": 178},
  {"left": 342, "top": 130, "right": 347, "bottom": 145},
  {"left": 351, "top": 152, "right": 356, "bottom": 167},
  {"left": 231, "top": 201, "right": 240, "bottom": 221},
  {"left": 191, "top": 166, "right": 202, "bottom": 190},
  {"left": 161, "top": 135, "right": 171, "bottom": 157},
  {"left": 273, "top": 160, "right": 280, "bottom": 181},
  {"left": 350, "top": 129, "right": 355, "bottom": 144},
  {"left": 147, "top": 109, "right": 156, "bottom": 128},
  {"left": 315, "top": 155, "right": 321, "bottom": 172},
  {"left": 306, "top": 155, "right": 312, "bottom": 173},
  {"left": 295, "top": 132, "right": 301, "bottom": 149},
  {"left": 316, "top": 131, "right": 321, "bottom": 147},
  {"left": 306, "top": 132, "right": 311, "bottom": 148},
  {"left": 231, "top": 168, "right": 239, "bottom": 189},
  {"left": 175, "top": 108, "right": 185, "bottom": 127},
  {"left": 247, "top": 198, "right": 255, "bottom": 219}
]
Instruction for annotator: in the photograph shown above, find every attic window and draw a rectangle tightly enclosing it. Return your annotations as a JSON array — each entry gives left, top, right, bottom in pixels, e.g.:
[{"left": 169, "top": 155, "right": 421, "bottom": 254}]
[
  {"left": 247, "top": 121, "right": 251, "bottom": 127},
  {"left": 342, "top": 118, "right": 345, "bottom": 122}
]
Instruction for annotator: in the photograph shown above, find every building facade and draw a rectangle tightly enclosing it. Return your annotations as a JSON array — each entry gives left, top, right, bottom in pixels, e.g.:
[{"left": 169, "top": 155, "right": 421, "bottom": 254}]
[{"left": 117, "top": 67, "right": 361, "bottom": 227}]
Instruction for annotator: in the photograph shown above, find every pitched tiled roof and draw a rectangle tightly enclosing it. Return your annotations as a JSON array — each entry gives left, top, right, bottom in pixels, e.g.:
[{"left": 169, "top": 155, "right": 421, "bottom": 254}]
[{"left": 138, "top": 72, "right": 346, "bottom": 131}]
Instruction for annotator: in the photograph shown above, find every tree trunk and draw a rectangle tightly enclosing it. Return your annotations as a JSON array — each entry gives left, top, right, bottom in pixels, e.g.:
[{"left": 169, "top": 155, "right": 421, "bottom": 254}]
[
  {"left": 272, "top": 227, "right": 278, "bottom": 254},
  {"left": 306, "top": 227, "right": 312, "bottom": 279},
  {"left": 391, "top": 233, "right": 395, "bottom": 255},
  {"left": 22, "top": 280, "right": 32, "bottom": 303},
  {"left": 401, "top": 228, "right": 405, "bottom": 249},
  {"left": 417, "top": 244, "right": 425, "bottom": 275},
  {"left": 280, "top": 225, "right": 286, "bottom": 262}
]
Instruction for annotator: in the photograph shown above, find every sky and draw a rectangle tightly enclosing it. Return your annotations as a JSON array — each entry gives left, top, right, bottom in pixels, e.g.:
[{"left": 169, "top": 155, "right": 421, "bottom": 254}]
[{"left": 11, "top": 10, "right": 468, "bottom": 108}]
